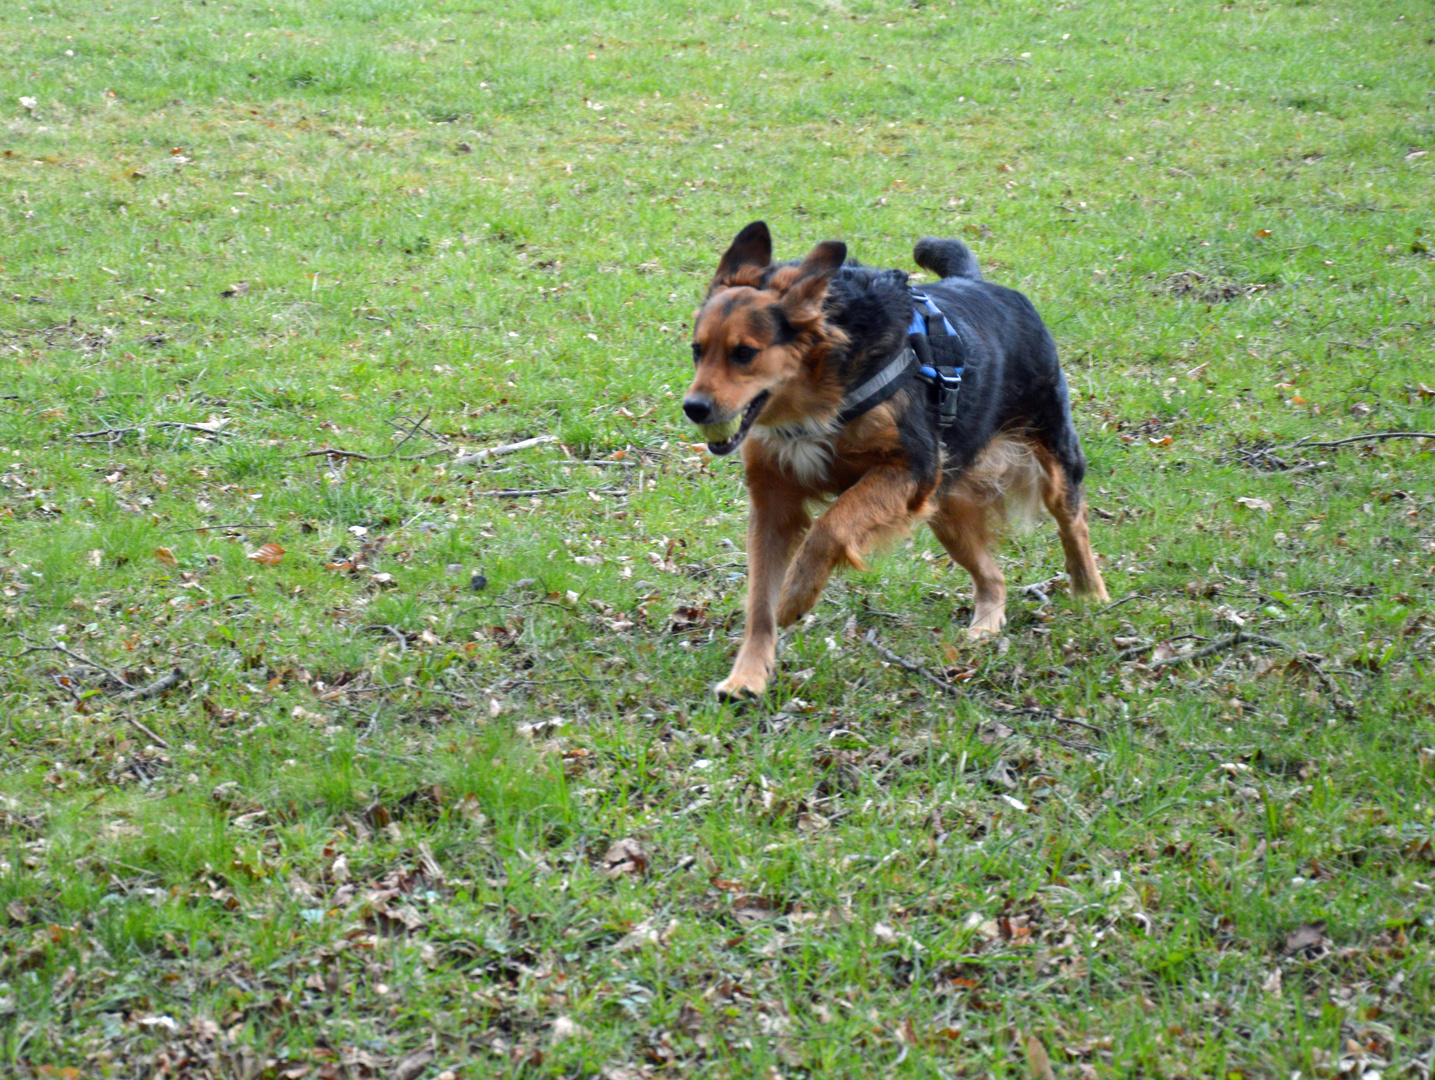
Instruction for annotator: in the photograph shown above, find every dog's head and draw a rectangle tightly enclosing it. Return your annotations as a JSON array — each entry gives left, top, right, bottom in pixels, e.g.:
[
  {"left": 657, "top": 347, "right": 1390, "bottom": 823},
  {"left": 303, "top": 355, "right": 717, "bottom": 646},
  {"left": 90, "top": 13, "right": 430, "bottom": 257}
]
[{"left": 683, "top": 221, "right": 847, "bottom": 455}]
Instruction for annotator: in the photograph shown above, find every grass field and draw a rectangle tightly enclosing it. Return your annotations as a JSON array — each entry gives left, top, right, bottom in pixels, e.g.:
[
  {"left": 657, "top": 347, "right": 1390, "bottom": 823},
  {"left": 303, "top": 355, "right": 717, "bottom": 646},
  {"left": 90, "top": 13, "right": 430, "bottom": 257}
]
[{"left": 2, "top": 0, "right": 1434, "bottom": 1075}]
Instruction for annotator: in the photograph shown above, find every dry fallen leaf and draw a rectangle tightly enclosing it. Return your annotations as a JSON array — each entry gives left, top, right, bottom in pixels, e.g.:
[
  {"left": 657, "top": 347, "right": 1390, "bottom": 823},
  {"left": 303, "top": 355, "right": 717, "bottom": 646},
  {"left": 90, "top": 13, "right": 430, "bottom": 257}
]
[
  {"left": 1025, "top": 1032, "right": 1057, "bottom": 1080},
  {"left": 391, "top": 1049, "right": 434, "bottom": 1080},
  {"left": 1215, "top": 604, "right": 1246, "bottom": 628},
  {"left": 154, "top": 547, "right": 178, "bottom": 567},
  {"left": 615, "top": 915, "right": 676, "bottom": 951},
  {"left": 247, "top": 542, "right": 284, "bottom": 566},
  {"left": 1283, "top": 920, "right": 1330, "bottom": 957},
  {"left": 602, "top": 837, "right": 649, "bottom": 879},
  {"left": 1235, "top": 496, "right": 1273, "bottom": 512}
]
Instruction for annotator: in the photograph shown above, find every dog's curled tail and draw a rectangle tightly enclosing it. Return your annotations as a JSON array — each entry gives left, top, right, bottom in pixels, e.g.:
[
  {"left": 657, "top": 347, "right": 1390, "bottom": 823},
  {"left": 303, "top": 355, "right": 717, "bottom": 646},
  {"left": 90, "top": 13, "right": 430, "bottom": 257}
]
[{"left": 913, "top": 237, "right": 983, "bottom": 282}]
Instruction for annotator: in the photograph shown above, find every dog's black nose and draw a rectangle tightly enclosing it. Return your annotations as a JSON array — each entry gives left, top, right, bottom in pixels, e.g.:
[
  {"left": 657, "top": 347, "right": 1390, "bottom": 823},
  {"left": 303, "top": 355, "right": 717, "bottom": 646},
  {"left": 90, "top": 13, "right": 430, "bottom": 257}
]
[{"left": 682, "top": 396, "right": 714, "bottom": 424}]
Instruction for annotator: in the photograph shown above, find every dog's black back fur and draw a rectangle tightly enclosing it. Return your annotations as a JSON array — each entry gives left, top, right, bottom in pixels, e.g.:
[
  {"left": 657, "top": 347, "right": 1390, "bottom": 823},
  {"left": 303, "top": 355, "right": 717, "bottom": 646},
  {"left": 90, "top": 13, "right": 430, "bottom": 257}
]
[{"left": 811, "top": 238, "right": 1086, "bottom": 508}]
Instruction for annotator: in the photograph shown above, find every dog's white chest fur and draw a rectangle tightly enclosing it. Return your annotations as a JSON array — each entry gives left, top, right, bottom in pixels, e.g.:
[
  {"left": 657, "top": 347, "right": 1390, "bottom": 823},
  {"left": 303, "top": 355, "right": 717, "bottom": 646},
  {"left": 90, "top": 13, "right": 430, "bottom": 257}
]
[{"left": 752, "top": 421, "right": 836, "bottom": 486}]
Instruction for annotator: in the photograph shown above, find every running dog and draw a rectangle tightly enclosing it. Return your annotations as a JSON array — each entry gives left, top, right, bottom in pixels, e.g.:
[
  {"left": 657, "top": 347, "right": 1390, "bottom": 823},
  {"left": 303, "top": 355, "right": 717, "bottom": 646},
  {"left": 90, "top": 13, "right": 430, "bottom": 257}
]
[{"left": 683, "top": 221, "right": 1109, "bottom": 699}]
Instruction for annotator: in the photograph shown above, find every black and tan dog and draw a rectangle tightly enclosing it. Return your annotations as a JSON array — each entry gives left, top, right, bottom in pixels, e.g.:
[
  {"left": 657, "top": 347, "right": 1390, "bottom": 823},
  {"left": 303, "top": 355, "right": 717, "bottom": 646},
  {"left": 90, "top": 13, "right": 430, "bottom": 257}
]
[{"left": 683, "top": 221, "right": 1109, "bottom": 699}]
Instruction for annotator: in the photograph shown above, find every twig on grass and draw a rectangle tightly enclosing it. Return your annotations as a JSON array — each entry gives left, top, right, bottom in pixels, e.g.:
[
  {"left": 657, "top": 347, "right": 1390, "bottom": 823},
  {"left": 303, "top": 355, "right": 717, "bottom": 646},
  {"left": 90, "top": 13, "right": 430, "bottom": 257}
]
[
  {"left": 1286, "top": 431, "right": 1435, "bottom": 450},
  {"left": 16, "top": 639, "right": 134, "bottom": 691},
  {"left": 113, "top": 668, "right": 185, "bottom": 705},
  {"left": 355, "top": 705, "right": 383, "bottom": 743},
  {"left": 118, "top": 712, "right": 171, "bottom": 749},
  {"left": 364, "top": 625, "right": 409, "bottom": 654},
  {"left": 180, "top": 523, "right": 274, "bottom": 533},
  {"left": 863, "top": 629, "right": 969, "bottom": 698},
  {"left": 1020, "top": 707, "right": 1104, "bottom": 736},
  {"left": 864, "top": 629, "right": 1106, "bottom": 740},
  {"left": 454, "top": 434, "right": 557, "bottom": 465},
  {"left": 470, "top": 487, "right": 569, "bottom": 498},
  {"left": 71, "top": 426, "right": 141, "bottom": 443},
  {"left": 1099, "top": 593, "right": 1151, "bottom": 613},
  {"left": 12, "top": 639, "right": 179, "bottom": 746},
  {"left": 152, "top": 421, "right": 229, "bottom": 439},
  {"left": 1115, "top": 640, "right": 1154, "bottom": 661},
  {"left": 1146, "top": 631, "right": 1292, "bottom": 668},
  {"left": 299, "top": 411, "right": 437, "bottom": 463},
  {"left": 72, "top": 420, "right": 231, "bottom": 444},
  {"left": 302, "top": 447, "right": 373, "bottom": 461},
  {"left": 385, "top": 414, "right": 451, "bottom": 447}
]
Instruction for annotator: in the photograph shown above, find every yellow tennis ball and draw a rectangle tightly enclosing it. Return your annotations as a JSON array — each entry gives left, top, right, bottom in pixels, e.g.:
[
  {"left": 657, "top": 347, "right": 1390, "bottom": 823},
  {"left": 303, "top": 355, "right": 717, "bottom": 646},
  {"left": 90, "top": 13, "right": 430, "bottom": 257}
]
[{"left": 699, "top": 417, "right": 742, "bottom": 443}]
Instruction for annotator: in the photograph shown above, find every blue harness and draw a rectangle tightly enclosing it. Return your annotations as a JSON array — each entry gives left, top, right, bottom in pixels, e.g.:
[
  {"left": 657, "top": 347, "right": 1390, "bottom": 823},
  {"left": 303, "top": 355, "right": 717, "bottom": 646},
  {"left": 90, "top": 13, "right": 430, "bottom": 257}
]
[{"left": 835, "top": 288, "right": 965, "bottom": 430}]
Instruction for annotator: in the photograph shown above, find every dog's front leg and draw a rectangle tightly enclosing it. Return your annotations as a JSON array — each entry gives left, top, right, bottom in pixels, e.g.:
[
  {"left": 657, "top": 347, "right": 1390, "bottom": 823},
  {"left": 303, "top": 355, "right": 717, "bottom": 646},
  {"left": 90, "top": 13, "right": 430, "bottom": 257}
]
[
  {"left": 715, "top": 465, "right": 811, "bottom": 700},
  {"left": 776, "top": 467, "right": 929, "bottom": 627}
]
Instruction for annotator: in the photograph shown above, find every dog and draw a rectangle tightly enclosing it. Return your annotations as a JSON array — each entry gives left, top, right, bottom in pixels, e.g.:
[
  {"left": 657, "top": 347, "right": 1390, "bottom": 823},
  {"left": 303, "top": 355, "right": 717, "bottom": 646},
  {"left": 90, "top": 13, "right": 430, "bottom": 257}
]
[{"left": 683, "top": 221, "right": 1110, "bottom": 699}]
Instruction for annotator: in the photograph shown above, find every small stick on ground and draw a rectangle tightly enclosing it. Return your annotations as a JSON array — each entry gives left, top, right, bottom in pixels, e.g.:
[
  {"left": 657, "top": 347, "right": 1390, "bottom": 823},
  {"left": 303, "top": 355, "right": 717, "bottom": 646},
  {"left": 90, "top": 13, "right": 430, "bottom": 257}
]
[
  {"left": 865, "top": 630, "right": 1106, "bottom": 738},
  {"left": 152, "top": 421, "right": 230, "bottom": 439},
  {"left": 1099, "top": 593, "right": 1151, "bottom": 614},
  {"left": 114, "top": 668, "right": 185, "bottom": 705},
  {"left": 302, "top": 447, "right": 375, "bottom": 461},
  {"left": 1147, "top": 631, "right": 1292, "bottom": 668},
  {"left": 180, "top": 523, "right": 275, "bottom": 533},
  {"left": 120, "top": 713, "right": 172, "bottom": 749},
  {"left": 455, "top": 434, "right": 557, "bottom": 465},
  {"left": 72, "top": 421, "right": 229, "bottom": 443},
  {"left": 863, "top": 629, "right": 969, "bottom": 698},
  {"left": 18, "top": 639, "right": 135, "bottom": 692},
  {"left": 72, "top": 426, "right": 142, "bottom": 443},
  {"left": 15, "top": 640, "right": 181, "bottom": 745},
  {"left": 1287, "top": 431, "right": 1435, "bottom": 450},
  {"left": 300, "top": 411, "right": 435, "bottom": 462},
  {"left": 470, "top": 487, "right": 569, "bottom": 498},
  {"left": 364, "top": 625, "right": 409, "bottom": 654}
]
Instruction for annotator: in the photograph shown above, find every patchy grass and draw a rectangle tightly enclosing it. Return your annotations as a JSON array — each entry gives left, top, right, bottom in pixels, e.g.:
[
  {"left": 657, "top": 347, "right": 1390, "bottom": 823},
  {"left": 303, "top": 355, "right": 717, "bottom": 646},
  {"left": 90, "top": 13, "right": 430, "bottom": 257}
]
[{"left": 2, "top": 0, "right": 1433, "bottom": 1076}]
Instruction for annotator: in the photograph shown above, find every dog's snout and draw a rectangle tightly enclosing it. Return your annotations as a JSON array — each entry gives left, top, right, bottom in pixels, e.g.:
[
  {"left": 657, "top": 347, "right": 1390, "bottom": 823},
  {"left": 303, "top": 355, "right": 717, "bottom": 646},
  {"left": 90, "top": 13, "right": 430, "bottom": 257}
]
[{"left": 682, "top": 396, "right": 715, "bottom": 424}]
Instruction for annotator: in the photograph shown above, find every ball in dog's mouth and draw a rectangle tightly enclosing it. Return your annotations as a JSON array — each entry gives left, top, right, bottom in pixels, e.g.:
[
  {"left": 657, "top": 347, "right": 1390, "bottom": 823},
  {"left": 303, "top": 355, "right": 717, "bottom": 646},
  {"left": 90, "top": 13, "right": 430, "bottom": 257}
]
[
  {"left": 698, "top": 416, "right": 742, "bottom": 444},
  {"left": 698, "top": 391, "right": 770, "bottom": 456}
]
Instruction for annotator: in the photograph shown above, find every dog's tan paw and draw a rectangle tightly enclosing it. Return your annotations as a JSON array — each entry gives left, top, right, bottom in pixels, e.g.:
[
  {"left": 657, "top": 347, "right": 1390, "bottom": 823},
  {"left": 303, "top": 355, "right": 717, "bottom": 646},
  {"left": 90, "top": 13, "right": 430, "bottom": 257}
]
[
  {"left": 776, "top": 586, "right": 822, "bottom": 628},
  {"left": 715, "top": 673, "right": 767, "bottom": 701}
]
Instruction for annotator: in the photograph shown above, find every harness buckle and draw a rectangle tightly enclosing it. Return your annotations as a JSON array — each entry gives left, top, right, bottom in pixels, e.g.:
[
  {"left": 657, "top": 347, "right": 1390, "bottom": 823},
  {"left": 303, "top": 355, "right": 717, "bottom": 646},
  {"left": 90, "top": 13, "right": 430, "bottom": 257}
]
[{"left": 917, "top": 364, "right": 963, "bottom": 431}]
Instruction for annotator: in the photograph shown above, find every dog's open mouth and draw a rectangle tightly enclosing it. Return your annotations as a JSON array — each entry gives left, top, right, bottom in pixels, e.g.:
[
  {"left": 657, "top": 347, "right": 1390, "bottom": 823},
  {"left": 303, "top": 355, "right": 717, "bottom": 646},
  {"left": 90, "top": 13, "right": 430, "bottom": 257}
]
[{"left": 699, "top": 392, "right": 770, "bottom": 456}]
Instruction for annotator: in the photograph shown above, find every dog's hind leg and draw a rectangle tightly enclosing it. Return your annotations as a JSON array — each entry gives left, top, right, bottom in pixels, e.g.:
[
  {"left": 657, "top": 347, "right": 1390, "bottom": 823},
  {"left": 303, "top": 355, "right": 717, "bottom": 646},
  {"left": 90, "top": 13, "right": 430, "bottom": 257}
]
[
  {"left": 716, "top": 464, "right": 811, "bottom": 700},
  {"left": 1037, "top": 453, "right": 1110, "bottom": 603},
  {"left": 929, "top": 497, "right": 1008, "bottom": 638},
  {"left": 775, "top": 468, "right": 931, "bottom": 628}
]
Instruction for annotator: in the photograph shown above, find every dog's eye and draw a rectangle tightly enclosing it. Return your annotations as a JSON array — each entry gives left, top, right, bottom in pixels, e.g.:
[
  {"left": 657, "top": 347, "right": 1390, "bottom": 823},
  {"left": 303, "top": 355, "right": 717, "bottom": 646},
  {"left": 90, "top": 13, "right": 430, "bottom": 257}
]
[
  {"left": 690, "top": 342, "right": 702, "bottom": 365},
  {"left": 730, "top": 345, "right": 757, "bottom": 365}
]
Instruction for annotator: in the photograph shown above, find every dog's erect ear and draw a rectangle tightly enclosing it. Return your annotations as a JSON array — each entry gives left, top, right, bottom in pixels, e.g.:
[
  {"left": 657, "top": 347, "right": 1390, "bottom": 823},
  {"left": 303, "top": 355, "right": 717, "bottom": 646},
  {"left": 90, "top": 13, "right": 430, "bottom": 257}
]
[
  {"left": 778, "top": 239, "right": 846, "bottom": 316},
  {"left": 713, "top": 221, "right": 773, "bottom": 284}
]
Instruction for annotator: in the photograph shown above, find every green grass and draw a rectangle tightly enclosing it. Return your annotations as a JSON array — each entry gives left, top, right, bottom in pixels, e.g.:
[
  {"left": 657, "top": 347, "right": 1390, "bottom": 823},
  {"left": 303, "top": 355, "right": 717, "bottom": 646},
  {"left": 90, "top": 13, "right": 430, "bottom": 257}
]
[{"left": 2, "top": 0, "right": 1434, "bottom": 1075}]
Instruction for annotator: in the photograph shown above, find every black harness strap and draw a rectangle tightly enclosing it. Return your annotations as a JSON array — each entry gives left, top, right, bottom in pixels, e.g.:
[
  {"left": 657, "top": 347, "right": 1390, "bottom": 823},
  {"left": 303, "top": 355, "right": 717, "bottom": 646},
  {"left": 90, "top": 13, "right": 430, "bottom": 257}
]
[
  {"left": 833, "top": 289, "right": 966, "bottom": 432},
  {"left": 908, "top": 288, "right": 965, "bottom": 432}
]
